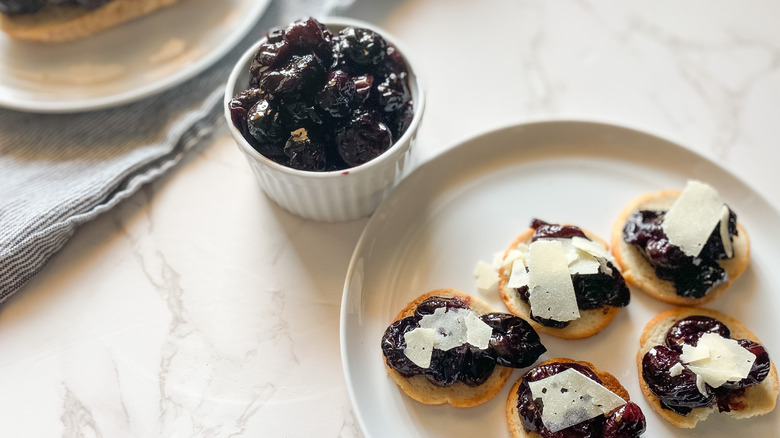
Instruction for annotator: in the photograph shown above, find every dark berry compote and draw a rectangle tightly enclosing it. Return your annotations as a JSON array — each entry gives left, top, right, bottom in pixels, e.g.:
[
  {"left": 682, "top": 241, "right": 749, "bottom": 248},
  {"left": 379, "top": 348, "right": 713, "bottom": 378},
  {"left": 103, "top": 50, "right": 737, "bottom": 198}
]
[
  {"left": 641, "top": 315, "right": 771, "bottom": 415},
  {"left": 229, "top": 17, "right": 414, "bottom": 172},
  {"left": 516, "top": 361, "right": 646, "bottom": 437},
  {"left": 0, "top": 0, "right": 111, "bottom": 15},
  {"left": 381, "top": 296, "right": 546, "bottom": 387},
  {"left": 514, "top": 219, "right": 630, "bottom": 328},
  {"left": 622, "top": 207, "right": 738, "bottom": 299}
]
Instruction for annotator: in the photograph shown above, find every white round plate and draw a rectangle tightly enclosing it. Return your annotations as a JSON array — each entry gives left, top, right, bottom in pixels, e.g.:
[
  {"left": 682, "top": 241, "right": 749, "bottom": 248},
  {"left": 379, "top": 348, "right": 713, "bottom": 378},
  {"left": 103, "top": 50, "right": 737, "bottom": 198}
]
[
  {"left": 0, "top": 0, "right": 270, "bottom": 113},
  {"left": 340, "top": 121, "right": 780, "bottom": 437}
]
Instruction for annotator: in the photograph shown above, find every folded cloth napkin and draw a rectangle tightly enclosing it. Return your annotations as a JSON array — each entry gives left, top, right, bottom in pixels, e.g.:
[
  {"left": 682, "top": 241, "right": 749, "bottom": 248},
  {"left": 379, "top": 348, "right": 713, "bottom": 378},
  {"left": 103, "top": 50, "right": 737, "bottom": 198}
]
[{"left": 0, "top": 0, "right": 353, "bottom": 302}]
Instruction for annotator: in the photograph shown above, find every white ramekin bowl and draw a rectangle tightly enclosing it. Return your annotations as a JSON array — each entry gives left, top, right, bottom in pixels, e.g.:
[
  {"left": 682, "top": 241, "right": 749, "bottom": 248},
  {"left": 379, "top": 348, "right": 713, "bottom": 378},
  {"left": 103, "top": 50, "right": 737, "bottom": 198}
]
[{"left": 224, "top": 17, "right": 425, "bottom": 222}]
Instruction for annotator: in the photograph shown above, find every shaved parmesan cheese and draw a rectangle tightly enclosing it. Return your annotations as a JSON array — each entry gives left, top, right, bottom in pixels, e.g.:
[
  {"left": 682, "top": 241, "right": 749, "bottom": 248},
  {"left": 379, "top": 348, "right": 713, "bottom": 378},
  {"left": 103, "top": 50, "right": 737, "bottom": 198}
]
[
  {"left": 555, "top": 238, "right": 600, "bottom": 275},
  {"left": 528, "top": 368, "right": 625, "bottom": 433},
  {"left": 527, "top": 240, "right": 580, "bottom": 322},
  {"left": 568, "top": 253, "right": 601, "bottom": 275},
  {"left": 492, "top": 252, "right": 505, "bottom": 268},
  {"left": 719, "top": 206, "right": 733, "bottom": 258},
  {"left": 474, "top": 261, "right": 500, "bottom": 296},
  {"left": 508, "top": 258, "right": 529, "bottom": 288},
  {"left": 464, "top": 311, "right": 492, "bottom": 349},
  {"left": 558, "top": 239, "right": 580, "bottom": 265},
  {"left": 680, "top": 343, "right": 710, "bottom": 363},
  {"left": 662, "top": 180, "right": 727, "bottom": 257},
  {"left": 404, "top": 307, "right": 494, "bottom": 368},
  {"left": 680, "top": 332, "right": 756, "bottom": 388},
  {"left": 538, "top": 236, "right": 614, "bottom": 276},
  {"left": 598, "top": 257, "right": 614, "bottom": 275},
  {"left": 419, "top": 307, "right": 467, "bottom": 351},
  {"left": 571, "top": 236, "right": 613, "bottom": 262},
  {"left": 503, "top": 248, "right": 527, "bottom": 269},
  {"left": 669, "top": 362, "right": 684, "bottom": 377},
  {"left": 695, "top": 374, "right": 708, "bottom": 396},
  {"left": 403, "top": 328, "right": 435, "bottom": 368}
]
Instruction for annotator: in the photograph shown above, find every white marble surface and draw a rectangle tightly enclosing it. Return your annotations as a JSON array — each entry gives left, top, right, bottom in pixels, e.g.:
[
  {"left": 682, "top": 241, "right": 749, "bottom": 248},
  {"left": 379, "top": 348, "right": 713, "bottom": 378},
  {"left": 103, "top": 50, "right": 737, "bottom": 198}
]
[{"left": 1, "top": 0, "right": 779, "bottom": 436}]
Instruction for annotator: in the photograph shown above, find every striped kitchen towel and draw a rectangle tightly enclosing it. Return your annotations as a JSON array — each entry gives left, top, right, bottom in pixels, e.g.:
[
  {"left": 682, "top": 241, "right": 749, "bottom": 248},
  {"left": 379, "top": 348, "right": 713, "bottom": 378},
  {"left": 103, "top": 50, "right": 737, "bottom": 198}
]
[{"left": 0, "top": 0, "right": 353, "bottom": 302}]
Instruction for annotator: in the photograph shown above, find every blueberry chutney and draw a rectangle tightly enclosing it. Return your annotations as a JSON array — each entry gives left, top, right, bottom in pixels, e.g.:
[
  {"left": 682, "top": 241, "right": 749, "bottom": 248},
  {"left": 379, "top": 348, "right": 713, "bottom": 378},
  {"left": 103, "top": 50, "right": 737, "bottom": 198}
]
[
  {"left": 381, "top": 296, "right": 546, "bottom": 387},
  {"left": 0, "top": 0, "right": 111, "bottom": 15},
  {"left": 622, "top": 208, "right": 738, "bottom": 298},
  {"left": 229, "top": 17, "right": 414, "bottom": 172},
  {"left": 514, "top": 219, "right": 630, "bottom": 328},
  {"left": 642, "top": 316, "right": 771, "bottom": 415},
  {"left": 516, "top": 361, "right": 647, "bottom": 437}
]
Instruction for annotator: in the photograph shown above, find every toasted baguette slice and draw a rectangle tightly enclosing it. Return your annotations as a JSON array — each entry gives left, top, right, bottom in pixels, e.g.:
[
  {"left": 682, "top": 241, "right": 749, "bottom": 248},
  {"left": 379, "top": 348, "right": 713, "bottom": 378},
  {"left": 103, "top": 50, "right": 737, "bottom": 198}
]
[
  {"left": 506, "top": 358, "right": 632, "bottom": 438},
  {"left": 384, "top": 289, "right": 515, "bottom": 407},
  {"left": 637, "top": 307, "right": 779, "bottom": 428},
  {"left": 499, "top": 226, "right": 623, "bottom": 339},
  {"left": 611, "top": 189, "right": 750, "bottom": 306},
  {"left": 0, "top": 0, "right": 184, "bottom": 42}
]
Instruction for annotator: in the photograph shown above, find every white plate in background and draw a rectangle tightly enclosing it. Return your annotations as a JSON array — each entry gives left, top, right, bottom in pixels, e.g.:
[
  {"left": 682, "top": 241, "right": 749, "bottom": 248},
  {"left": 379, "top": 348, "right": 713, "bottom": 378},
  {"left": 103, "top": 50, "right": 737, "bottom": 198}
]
[
  {"left": 340, "top": 121, "right": 780, "bottom": 437},
  {"left": 0, "top": 0, "right": 270, "bottom": 113}
]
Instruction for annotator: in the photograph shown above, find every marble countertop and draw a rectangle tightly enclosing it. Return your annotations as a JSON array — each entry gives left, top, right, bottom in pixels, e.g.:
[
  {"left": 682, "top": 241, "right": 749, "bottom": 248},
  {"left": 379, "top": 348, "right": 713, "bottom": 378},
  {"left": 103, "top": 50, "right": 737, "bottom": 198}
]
[{"left": 2, "top": 0, "right": 779, "bottom": 436}]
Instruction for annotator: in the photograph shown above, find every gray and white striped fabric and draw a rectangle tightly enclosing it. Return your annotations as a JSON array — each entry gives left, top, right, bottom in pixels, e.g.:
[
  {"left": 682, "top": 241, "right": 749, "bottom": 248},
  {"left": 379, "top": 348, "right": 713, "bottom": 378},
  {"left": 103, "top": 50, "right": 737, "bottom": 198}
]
[{"left": 0, "top": 0, "right": 353, "bottom": 302}]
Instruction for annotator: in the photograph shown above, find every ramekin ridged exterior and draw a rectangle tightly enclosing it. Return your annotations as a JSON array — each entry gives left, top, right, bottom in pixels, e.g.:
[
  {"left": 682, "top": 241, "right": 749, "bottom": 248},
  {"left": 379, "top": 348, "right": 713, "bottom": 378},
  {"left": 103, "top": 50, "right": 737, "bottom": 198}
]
[{"left": 224, "top": 18, "right": 425, "bottom": 222}]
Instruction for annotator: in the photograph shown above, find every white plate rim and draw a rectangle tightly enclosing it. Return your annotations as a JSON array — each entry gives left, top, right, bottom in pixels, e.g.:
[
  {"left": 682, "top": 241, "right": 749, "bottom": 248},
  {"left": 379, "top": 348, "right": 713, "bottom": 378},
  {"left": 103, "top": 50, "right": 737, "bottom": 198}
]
[
  {"left": 0, "top": 0, "right": 270, "bottom": 113},
  {"left": 339, "top": 119, "right": 780, "bottom": 437}
]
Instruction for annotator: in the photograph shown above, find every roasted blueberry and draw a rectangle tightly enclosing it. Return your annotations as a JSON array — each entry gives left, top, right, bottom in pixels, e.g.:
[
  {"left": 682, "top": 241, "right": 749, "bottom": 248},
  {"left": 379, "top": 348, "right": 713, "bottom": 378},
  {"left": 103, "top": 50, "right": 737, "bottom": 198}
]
[
  {"left": 336, "top": 27, "right": 387, "bottom": 69},
  {"left": 531, "top": 219, "right": 588, "bottom": 240},
  {"left": 602, "top": 402, "right": 646, "bottom": 438},
  {"left": 281, "top": 99, "right": 323, "bottom": 127},
  {"left": 665, "top": 316, "right": 731, "bottom": 353},
  {"left": 257, "top": 54, "right": 326, "bottom": 96},
  {"left": 284, "top": 128, "right": 327, "bottom": 171},
  {"left": 660, "top": 260, "right": 726, "bottom": 299},
  {"left": 642, "top": 346, "right": 714, "bottom": 414},
  {"left": 481, "top": 313, "right": 546, "bottom": 367},
  {"left": 457, "top": 344, "right": 497, "bottom": 387},
  {"left": 283, "top": 17, "right": 333, "bottom": 64},
  {"left": 249, "top": 40, "right": 292, "bottom": 85},
  {"left": 381, "top": 316, "right": 424, "bottom": 377},
  {"left": 424, "top": 347, "right": 464, "bottom": 386},
  {"left": 390, "top": 101, "right": 414, "bottom": 139},
  {"left": 351, "top": 74, "right": 374, "bottom": 105},
  {"left": 382, "top": 44, "right": 409, "bottom": 77},
  {"left": 316, "top": 70, "right": 355, "bottom": 118},
  {"left": 413, "top": 296, "right": 470, "bottom": 316},
  {"left": 336, "top": 111, "right": 393, "bottom": 167},
  {"left": 530, "top": 313, "right": 570, "bottom": 329},
  {"left": 246, "top": 98, "right": 285, "bottom": 156},
  {"left": 570, "top": 269, "right": 631, "bottom": 310},
  {"left": 228, "top": 88, "right": 266, "bottom": 137},
  {"left": 376, "top": 72, "right": 411, "bottom": 113}
]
